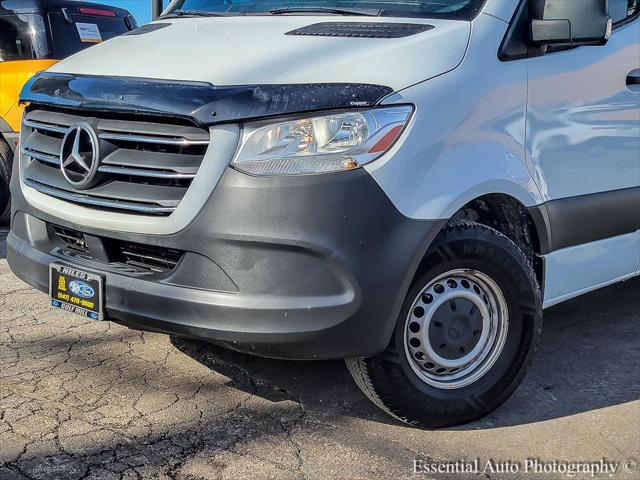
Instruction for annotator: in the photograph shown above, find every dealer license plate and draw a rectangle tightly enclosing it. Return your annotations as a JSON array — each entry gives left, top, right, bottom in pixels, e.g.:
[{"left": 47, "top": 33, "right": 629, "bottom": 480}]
[{"left": 49, "top": 263, "right": 104, "bottom": 320}]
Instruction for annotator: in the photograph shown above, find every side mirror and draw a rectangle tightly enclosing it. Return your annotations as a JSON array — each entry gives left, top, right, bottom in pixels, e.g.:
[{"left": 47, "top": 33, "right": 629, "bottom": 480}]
[{"left": 529, "top": 0, "right": 612, "bottom": 46}]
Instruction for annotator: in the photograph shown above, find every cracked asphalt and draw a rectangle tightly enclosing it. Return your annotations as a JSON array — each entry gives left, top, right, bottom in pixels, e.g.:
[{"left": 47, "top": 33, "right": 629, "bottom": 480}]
[{"left": 0, "top": 225, "right": 638, "bottom": 480}]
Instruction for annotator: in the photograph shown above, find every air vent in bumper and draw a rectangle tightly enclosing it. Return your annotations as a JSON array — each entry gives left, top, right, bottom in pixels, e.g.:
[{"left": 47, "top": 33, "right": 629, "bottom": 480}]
[
  {"left": 50, "top": 223, "right": 183, "bottom": 274},
  {"left": 51, "top": 225, "right": 90, "bottom": 254},
  {"left": 21, "top": 109, "right": 210, "bottom": 216}
]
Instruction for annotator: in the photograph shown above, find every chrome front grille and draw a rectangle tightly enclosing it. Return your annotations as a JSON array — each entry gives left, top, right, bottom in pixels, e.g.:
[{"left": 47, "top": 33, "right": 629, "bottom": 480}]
[{"left": 21, "top": 109, "right": 210, "bottom": 216}]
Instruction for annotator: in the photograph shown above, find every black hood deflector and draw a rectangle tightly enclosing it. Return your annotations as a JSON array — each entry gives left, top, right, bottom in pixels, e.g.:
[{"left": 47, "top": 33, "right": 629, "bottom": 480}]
[{"left": 20, "top": 73, "right": 394, "bottom": 126}]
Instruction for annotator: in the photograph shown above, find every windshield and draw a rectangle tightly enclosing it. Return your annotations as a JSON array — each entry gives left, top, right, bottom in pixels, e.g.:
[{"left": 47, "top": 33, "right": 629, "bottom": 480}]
[{"left": 163, "top": 0, "right": 486, "bottom": 20}]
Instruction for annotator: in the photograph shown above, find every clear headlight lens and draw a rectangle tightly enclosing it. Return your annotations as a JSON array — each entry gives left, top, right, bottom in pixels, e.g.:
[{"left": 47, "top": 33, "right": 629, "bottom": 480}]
[{"left": 232, "top": 106, "right": 413, "bottom": 176}]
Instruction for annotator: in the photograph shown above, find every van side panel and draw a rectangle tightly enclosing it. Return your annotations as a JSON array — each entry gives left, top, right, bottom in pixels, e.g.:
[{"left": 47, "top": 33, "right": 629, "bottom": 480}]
[
  {"left": 526, "top": 17, "right": 640, "bottom": 304},
  {"left": 526, "top": 20, "right": 640, "bottom": 200},
  {"left": 543, "top": 232, "right": 640, "bottom": 308}
]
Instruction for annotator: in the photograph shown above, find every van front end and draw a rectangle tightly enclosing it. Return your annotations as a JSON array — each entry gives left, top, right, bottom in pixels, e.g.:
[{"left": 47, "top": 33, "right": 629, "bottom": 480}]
[
  {"left": 6, "top": 3, "right": 540, "bottom": 429},
  {"left": 11, "top": 0, "right": 627, "bottom": 428},
  {"left": 8, "top": 73, "right": 443, "bottom": 361}
]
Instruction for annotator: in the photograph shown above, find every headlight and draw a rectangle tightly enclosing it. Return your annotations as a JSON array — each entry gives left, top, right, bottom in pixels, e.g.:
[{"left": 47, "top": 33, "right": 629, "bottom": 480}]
[{"left": 231, "top": 106, "right": 413, "bottom": 176}]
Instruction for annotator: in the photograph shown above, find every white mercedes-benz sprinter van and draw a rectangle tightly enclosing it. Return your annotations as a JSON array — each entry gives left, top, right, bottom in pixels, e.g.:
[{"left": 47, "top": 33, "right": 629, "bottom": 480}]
[{"left": 7, "top": 0, "right": 640, "bottom": 427}]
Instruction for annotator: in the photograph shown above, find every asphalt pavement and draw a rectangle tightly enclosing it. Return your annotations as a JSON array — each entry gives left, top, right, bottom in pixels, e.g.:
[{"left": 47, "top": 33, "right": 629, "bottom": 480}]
[{"left": 0, "top": 226, "right": 638, "bottom": 480}]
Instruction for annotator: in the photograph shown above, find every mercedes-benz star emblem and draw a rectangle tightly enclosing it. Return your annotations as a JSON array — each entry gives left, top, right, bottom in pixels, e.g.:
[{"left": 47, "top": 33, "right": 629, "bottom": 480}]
[{"left": 60, "top": 123, "right": 100, "bottom": 189}]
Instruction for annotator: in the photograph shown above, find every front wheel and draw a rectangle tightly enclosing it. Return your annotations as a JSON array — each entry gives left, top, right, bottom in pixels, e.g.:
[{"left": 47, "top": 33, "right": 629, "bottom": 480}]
[{"left": 347, "top": 221, "right": 542, "bottom": 428}]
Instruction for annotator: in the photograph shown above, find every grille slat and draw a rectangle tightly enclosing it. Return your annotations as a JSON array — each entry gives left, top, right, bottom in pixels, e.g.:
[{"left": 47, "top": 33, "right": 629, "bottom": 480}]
[
  {"left": 26, "top": 179, "right": 177, "bottom": 215},
  {"left": 25, "top": 161, "right": 185, "bottom": 207},
  {"left": 24, "top": 110, "right": 78, "bottom": 129},
  {"left": 21, "top": 148, "right": 60, "bottom": 166},
  {"left": 97, "top": 118, "right": 210, "bottom": 142},
  {"left": 98, "top": 165, "right": 196, "bottom": 180},
  {"left": 99, "top": 132, "right": 209, "bottom": 146},
  {"left": 23, "top": 119, "right": 69, "bottom": 134},
  {"left": 22, "top": 109, "right": 210, "bottom": 216},
  {"left": 23, "top": 131, "right": 64, "bottom": 156},
  {"left": 102, "top": 149, "right": 200, "bottom": 174}
]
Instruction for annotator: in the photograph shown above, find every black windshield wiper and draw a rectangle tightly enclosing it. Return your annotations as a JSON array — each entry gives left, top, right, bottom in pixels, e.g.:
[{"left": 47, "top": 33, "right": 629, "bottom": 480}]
[
  {"left": 159, "top": 10, "right": 235, "bottom": 19},
  {"left": 269, "top": 7, "right": 382, "bottom": 17}
]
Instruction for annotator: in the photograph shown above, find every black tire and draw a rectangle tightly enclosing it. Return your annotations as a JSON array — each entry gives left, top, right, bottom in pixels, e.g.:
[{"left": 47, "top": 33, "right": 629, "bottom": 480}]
[
  {"left": 346, "top": 221, "right": 542, "bottom": 428},
  {"left": 0, "top": 139, "right": 12, "bottom": 225}
]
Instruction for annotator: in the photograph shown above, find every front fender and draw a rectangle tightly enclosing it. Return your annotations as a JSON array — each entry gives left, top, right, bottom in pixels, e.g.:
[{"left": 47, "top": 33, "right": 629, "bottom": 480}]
[{"left": 366, "top": 13, "right": 544, "bottom": 221}]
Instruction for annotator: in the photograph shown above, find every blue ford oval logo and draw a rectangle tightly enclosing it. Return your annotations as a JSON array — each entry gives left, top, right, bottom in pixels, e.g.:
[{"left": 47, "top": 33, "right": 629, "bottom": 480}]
[{"left": 68, "top": 280, "right": 95, "bottom": 299}]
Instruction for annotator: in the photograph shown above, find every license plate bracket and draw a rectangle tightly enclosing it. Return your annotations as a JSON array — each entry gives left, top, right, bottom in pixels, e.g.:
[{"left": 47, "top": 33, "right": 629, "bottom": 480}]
[{"left": 49, "top": 263, "right": 104, "bottom": 320}]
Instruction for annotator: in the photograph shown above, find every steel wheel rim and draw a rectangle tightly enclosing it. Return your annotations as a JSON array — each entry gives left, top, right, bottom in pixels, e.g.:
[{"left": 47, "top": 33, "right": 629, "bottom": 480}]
[{"left": 404, "top": 269, "right": 509, "bottom": 390}]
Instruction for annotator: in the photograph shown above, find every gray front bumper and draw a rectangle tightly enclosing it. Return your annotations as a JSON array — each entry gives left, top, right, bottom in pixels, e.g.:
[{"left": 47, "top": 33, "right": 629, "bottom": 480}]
[{"left": 8, "top": 168, "right": 442, "bottom": 360}]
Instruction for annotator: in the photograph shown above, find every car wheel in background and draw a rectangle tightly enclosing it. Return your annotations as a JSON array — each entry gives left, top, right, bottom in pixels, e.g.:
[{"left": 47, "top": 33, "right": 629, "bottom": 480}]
[{"left": 0, "top": 140, "right": 13, "bottom": 225}]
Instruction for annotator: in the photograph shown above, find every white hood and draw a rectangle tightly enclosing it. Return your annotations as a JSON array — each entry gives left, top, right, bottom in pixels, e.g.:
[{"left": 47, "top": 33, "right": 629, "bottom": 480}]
[{"left": 49, "top": 16, "right": 470, "bottom": 91}]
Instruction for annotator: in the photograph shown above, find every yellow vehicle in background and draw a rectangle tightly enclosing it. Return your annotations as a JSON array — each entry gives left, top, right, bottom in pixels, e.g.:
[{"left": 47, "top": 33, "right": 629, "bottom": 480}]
[{"left": 0, "top": 0, "right": 136, "bottom": 222}]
